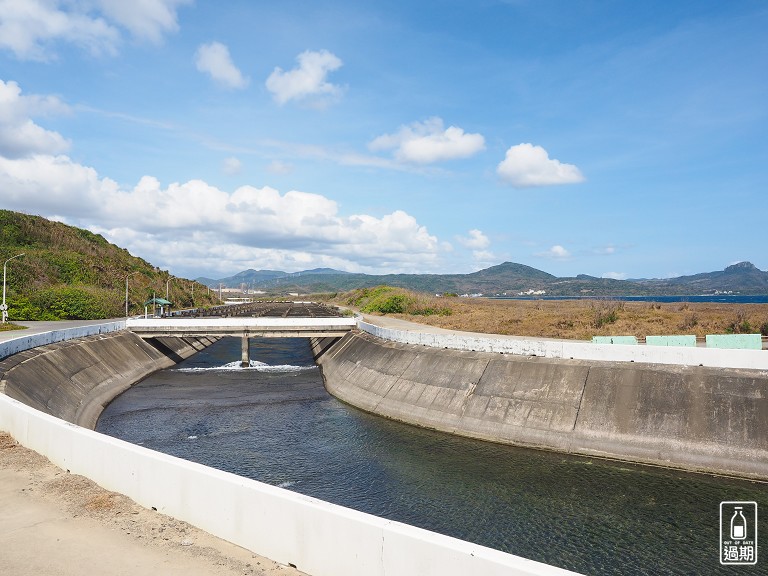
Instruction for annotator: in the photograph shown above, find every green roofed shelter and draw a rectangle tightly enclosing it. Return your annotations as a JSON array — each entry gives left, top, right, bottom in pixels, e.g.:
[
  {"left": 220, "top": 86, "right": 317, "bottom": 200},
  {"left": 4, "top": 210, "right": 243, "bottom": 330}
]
[{"left": 144, "top": 297, "right": 173, "bottom": 317}]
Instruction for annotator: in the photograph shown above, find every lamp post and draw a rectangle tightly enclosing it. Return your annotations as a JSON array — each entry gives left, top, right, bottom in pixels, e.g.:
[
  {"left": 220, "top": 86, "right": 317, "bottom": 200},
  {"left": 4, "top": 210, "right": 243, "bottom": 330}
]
[
  {"left": 125, "top": 271, "right": 140, "bottom": 318},
  {"left": 2, "top": 253, "right": 25, "bottom": 323}
]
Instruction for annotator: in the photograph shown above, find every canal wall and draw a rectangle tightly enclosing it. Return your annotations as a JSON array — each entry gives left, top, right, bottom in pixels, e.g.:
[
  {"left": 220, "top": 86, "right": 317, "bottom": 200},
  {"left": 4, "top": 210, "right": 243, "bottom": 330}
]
[
  {"left": 0, "top": 330, "right": 217, "bottom": 429},
  {"left": 312, "top": 331, "right": 768, "bottom": 480},
  {"left": 0, "top": 323, "right": 579, "bottom": 576},
  {"left": 356, "top": 319, "right": 768, "bottom": 370}
]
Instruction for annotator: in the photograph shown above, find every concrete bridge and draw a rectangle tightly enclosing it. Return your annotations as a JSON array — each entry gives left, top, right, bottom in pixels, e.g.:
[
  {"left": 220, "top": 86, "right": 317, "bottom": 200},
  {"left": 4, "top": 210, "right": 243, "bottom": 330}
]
[{"left": 126, "top": 301, "right": 355, "bottom": 366}]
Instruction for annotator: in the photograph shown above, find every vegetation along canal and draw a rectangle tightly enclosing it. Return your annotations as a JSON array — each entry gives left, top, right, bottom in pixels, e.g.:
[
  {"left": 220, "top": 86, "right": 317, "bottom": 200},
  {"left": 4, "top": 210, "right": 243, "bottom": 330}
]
[{"left": 96, "top": 337, "right": 768, "bottom": 575}]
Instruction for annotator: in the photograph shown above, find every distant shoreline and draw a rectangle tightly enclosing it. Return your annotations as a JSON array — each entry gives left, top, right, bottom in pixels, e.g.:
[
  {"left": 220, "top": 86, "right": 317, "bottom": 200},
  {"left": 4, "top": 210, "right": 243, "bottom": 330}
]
[{"left": 490, "top": 295, "right": 768, "bottom": 304}]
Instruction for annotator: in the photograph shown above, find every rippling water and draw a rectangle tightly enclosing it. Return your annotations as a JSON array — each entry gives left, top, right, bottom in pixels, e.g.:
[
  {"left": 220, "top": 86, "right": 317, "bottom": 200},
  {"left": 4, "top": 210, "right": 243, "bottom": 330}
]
[{"left": 96, "top": 337, "right": 768, "bottom": 575}]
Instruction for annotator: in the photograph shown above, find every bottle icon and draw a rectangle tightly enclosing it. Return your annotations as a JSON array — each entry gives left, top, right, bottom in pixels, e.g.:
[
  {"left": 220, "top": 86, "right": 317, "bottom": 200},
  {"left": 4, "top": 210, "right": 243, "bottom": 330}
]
[{"left": 731, "top": 506, "right": 747, "bottom": 540}]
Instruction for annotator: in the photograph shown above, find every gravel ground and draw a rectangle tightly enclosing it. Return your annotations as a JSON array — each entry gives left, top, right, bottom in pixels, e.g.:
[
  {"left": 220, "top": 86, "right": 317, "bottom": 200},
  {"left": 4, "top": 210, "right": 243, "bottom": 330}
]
[{"left": 0, "top": 432, "right": 308, "bottom": 576}]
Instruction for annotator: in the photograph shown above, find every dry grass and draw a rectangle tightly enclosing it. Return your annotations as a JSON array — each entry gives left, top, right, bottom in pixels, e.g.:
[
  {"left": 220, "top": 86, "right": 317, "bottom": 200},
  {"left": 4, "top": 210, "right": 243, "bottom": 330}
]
[{"left": 379, "top": 298, "right": 768, "bottom": 341}]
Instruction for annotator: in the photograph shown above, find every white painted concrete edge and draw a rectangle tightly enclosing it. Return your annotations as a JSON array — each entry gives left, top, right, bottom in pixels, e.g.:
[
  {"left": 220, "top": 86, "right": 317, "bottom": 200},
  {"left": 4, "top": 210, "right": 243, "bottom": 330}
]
[
  {"left": 357, "top": 320, "right": 768, "bottom": 371},
  {"left": 0, "top": 321, "right": 582, "bottom": 576},
  {"left": 0, "top": 320, "right": 125, "bottom": 358}
]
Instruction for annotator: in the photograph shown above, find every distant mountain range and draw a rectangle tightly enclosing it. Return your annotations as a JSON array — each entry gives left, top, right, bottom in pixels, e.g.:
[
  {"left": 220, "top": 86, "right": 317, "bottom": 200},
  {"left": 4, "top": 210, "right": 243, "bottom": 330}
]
[{"left": 198, "top": 261, "right": 768, "bottom": 297}]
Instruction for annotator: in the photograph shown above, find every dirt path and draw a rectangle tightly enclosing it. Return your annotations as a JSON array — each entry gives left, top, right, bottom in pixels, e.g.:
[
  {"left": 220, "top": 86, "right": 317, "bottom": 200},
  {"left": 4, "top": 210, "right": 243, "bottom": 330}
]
[{"left": 0, "top": 433, "right": 307, "bottom": 576}]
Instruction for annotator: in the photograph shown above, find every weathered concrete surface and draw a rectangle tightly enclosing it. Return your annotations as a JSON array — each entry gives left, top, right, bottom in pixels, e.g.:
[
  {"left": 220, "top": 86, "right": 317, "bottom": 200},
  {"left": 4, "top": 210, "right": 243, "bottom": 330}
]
[
  {"left": 0, "top": 432, "right": 306, "bottom": 576},
  {"left": 313, "top": 332, "right": 768, "bottom": 480},
  {"left": 0, "top": 332, "right": 217, "bottom": 429}
]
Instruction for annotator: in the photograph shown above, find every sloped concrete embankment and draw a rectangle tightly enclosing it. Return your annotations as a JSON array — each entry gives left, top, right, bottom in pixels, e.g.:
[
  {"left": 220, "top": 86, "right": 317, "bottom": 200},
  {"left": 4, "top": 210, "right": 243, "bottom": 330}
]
[
  {"left": 312, "top": 332, "right": 768, "bottom": 480},
  {"left": 0, "top": 332, "right": 217, "bottom": 429}
]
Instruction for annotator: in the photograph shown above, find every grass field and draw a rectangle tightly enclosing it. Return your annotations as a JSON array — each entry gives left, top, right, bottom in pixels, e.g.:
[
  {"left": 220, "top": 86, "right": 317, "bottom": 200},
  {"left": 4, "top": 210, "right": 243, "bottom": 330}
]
[{"left": 371, "top": 297, "right": 768, "bottom": 341}]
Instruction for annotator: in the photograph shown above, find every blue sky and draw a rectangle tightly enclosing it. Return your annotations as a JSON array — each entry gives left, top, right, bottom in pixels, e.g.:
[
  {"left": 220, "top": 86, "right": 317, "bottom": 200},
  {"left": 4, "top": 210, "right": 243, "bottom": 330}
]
[{"left": 1, "top": 1, "right": 766, "bottom": 281}]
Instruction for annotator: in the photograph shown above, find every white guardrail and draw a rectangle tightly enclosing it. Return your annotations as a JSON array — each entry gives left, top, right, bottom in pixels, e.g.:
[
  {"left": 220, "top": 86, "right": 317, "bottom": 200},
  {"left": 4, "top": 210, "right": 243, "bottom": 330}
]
[
  {"left": 0, "top": 323, "right": 580, "bottom": 576},
  {"left": 357, "top": 320, "right": 768, "bottom": 371}
]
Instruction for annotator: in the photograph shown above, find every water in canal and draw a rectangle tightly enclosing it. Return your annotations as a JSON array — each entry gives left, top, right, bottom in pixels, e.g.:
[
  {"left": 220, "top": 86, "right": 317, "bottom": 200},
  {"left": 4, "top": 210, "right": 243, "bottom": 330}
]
[{"left": 96, "top": 337, "right": 768, "bottom": 575}]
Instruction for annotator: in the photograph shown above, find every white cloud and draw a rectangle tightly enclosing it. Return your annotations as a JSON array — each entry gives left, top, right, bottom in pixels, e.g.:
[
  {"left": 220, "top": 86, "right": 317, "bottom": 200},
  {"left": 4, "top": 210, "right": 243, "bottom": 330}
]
[
  {"left": 0, "top": 154, "right": 442, "bottom": 276},
  {"left": 195, "top": 42, "right": 248, "bottom": 89},
  {"left": 0, "top": 81, "right": 443, "bottom": 276},
  {"left": 497, "top": 143, "right": 584, "bottom": 188},
  {"left": 0, "top": 0, "right": 188, "bottom": 60},
  {"left": 470, "top": 249, "right": 497, "bottom": 268},
  {"left": 266, "top": 160, "right": 293, "bottom": 175},
  {"left": 266, "top": 50, "right": 344, "bottom": 106},
  {"left": 536, "top": 245, "right": 571, "bottom": 259},
  {"left": 456, "top": 229, "right": 496, "bottom": 268},
  {"left": 95, "top": 0, "right": 191, "bottom": 44},
  {"left": 222, "top": 157, "right": 242, "bottom": 175},
  {"left": 602, "top": 272, "right": 628, "bottom": 280},
  {"left": 457, "top": 229, "right": 490, "bottom": 250},
  {"left": 0, "top": 80, "right": 445, "bottom": 276},
  {"left": 0, "top": 79, "right": 71, "bottom": 158},
  {"left": 369, "top": 117, "right": 485, "bottom": 164}
]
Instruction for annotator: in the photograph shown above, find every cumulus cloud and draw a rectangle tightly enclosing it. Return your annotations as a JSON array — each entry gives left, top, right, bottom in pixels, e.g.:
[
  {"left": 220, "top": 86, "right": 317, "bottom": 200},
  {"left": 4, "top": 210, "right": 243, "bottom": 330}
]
[
  {"left": 0, "top": 154, "right": 443, "bottom": 273},
  {"left": 0, "top": 79, "right": 446, "bottom": 275},
  {"left": 497, "top": 143, "right": 584, "bottom": 188},
  {"left": 457, "top": 229, "right": 490, "bottom": 250},
  {"left": 222, "top": 156, "right": 242, "bottom": 175},
  {"left": 0, "top": 79, "right": 71, "bottom": 158},
  {"left": 265, "top": 50, "right": 344, "bottom": 106},
  {"left": 536, "top": 245, "right": 571, "bottom": 259},
  {"left": 369, "top": 117, "right": 485, "bottom": 164},
  {"left": 456, "top": 229, "right": 496, "bottom": 267},
  {"left": 602, "top": 272, "right": 628, "bottom": 280},
  {"left": 471, "top": 249, "right": 496, "bottom": 265},
  {"left": 195, "top": 41, "right": 248, "bottom": 89},
  {"left": 0, "top": 0, "right": 189, "bottom": 60}
]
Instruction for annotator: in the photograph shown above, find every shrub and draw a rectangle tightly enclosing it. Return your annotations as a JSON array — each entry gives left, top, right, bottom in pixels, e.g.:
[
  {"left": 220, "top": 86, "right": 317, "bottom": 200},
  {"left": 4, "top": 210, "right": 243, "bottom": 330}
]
[
  {"left": 341, "top": 285, "right": 453, "bottom": 317},
  {"left": 679, "top": 313, "right": 699, "bottom": 330},
  {"left": 592, "top": 300, "right": 620, "bottom": 328},
  {"left": 362, "top": 293, "right": 410, "bottom": 314},
  {"left": 726, "top": 309, "right": 752, "bottom": 334},
  {"left": 411, "top": 306, "right": 452, "bottom": 316},
  {"left": 8, "top": 286, "right": 123, "bottom": 320}
]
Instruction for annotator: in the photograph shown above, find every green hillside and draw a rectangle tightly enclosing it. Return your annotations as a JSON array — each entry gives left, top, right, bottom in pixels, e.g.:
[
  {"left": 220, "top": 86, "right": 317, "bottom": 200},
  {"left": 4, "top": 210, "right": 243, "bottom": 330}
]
[
  {"left": 0, "top": 210, "right": 218, "bottom": 321},
  {"left": 211, "top": 260, "right": 768, "bottom": 297}
]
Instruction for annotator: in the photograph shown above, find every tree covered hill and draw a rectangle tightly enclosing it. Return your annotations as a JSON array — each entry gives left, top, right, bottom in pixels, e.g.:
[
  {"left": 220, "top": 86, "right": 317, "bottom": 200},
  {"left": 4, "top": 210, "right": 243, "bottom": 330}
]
[
  {"left": 209, "top": 260, "right": 768, "bottom": 297},
  {"left": 0, "top": 210, "right": 218, "bottom": 320}
]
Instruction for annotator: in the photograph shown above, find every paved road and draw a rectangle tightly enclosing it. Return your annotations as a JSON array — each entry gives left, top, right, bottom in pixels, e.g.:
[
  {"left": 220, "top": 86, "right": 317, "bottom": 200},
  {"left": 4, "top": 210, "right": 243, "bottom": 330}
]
[{"left": 0, "top": 319, "right": 124, "bottom": 343}]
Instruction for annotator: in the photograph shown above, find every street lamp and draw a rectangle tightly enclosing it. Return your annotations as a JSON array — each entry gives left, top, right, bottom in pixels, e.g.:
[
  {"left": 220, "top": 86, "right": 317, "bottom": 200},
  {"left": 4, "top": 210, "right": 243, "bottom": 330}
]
[
  {"left": 125, "top": 271, "right": 140, "bottom": 318},
  {"left": 2, "top": 253, "right": 25, "bottom": 323}
]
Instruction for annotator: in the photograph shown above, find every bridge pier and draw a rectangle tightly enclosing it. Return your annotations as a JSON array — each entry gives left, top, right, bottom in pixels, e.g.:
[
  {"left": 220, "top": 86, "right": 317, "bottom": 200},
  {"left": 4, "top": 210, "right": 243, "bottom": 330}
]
[{"left": 241, "top": 334, "right": 250, "bottom": 367}]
